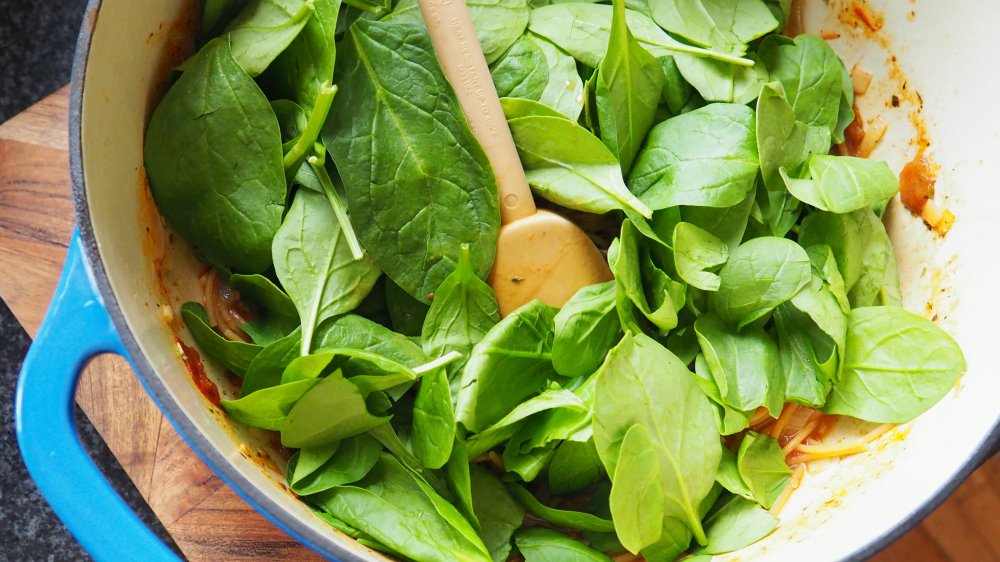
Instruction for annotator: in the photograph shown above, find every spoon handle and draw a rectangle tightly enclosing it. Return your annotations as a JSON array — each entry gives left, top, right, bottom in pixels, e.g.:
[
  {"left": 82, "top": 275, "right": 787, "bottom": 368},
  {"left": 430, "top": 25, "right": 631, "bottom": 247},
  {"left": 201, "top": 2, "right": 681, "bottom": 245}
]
[{"left": 418, "top": 0, "right": 536, "bottom": 225}]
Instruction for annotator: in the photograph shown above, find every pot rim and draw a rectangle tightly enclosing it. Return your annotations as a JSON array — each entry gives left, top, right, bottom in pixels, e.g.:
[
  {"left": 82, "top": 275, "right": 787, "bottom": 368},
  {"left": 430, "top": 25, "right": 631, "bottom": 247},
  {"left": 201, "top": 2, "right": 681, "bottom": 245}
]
[{"left": 66, "top": 0, "right": 1000, "bottom": 560}]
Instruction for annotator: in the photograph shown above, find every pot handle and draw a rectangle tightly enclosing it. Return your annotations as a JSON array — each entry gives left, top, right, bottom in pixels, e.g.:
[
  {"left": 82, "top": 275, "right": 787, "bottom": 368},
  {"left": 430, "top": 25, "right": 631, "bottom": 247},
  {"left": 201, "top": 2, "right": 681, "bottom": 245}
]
[{"left": 15, "top": 230, "right": 180, "bottom": 561}]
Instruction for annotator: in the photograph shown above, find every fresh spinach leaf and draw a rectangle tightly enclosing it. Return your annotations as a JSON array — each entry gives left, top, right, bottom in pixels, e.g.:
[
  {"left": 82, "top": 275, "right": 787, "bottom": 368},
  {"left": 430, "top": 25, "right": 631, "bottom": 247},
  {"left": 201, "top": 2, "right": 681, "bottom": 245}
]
[
  {"left": 514, "top": 528, "right": 612, "bottom": 562},
  {"left": 798, "top": 209, "right": 901, "bottom": 307},
  {"left": 649, "top": 0, "right": 777, "bottom": 55},
  {"left": 289, "top": 441, "right": 340, "bottom": 484},
  {"left": 446, "top": 436, "right": 478, "bottom": 526},
  {"left": 274, "top": 188, "right": 381, "bottom": 355},
  {"left": 466, "top": 389, "right": 585, "bottom": 458},
  {"left": 692, "top": 353, "right": 754, "bottom": 435},
  {"left": 826, "top": 307, "right": 965, "bottom": 423},
  {"left": 181, "top": 302, "right": 262, "bottom": 376},
  {"left": 224, "top": 0, "right": 315, "bottom": 77},
  {"left": 290, "top": 434, "right": 383, "bottom": 495},
  {"left": 695, "top": 313, "right": 785, "bottom": 417},
  {"left": 145, "top": 38, "right": 285, "bottom": 273},
  {"left": 608, "top": 423, "right": 665, "bottom": 552},
  {"left": 421, "top": 244, "right": 500, "bottom": 390},
  {"left": 737, "top": 432, "right": 790, "bottom": 509},
  {"left": 506, "top": 112, "right": 652, "bottom": 217},
  {"left": 756, "top": 82, "right": 831, "bottom": 192},
  {"left": 504, "top": 443, "right": 556, "bottom": 482},
  {"left": 528, "top": 4, "right": 752, "bottom": 68},
  {"left": 314, "top": 454, "right": 493, "bottom": 562},
  {"left": 386, "top": 0, "right": 529, "bottom": 64},
  {"left": 282, "top": 369, "right": 390, "bottom": 447},
  {"left": 609, "top": 220, "right": 685, "bottom": 333},
  {"left": 758, "top": 34, "right": 846, "bottom": 136},
  {"left": 412, "top": 367, "right": 456, "bottom": 469},
  {"left": 325, "top": 19, "right": 500, "bottom": 303},
  {"left": 783, "top": 155, "right": 900, "bottom": 214},
  {"left": 674, "top": 52, "right": 768, "bottom": 104},
  {"left": 673, "top": 222, "right": 729, "bottom": 291},
  {"left": 259, "top": 0, "right": 341, "bottom": 108},
  {"left": 507, "top": 482, "right": 615, "bottom": 532},
  {"left": 548, "top": 439, "right": 605, "bottom": 494},
  {"left": 221, "top": 379, "right": 317, "bottom": 430},
  {"left": 594, "top": 0, "right": 666, "bottom": 172},
  {"left": 699, "top": 495, "right": 778, "bottom": 554},
  {"left": 682, "top": 189, "right": 756, "bottom": 251},
  {"left": 715, "top": 447, "right": 754, "bottom": 501},
  {"left": 230, "top": 274, "right": 299, "bottom": 345},
  {"left": 658, "top": 56, "right": 697, "bottom": 115},
  {"left": 316, "top": 314, "right": 427, "bottom": 374},
  {"left": 629, "top": 103, "right": 759, "bottom": 210},
  {"left": 490, "top": 34, "right": 550, "bottom": 102},
  {"left": 774, "top": 304, "right": 834, "bottom": 407},
  {"left": 456, "top": 300, "right": 559, "bottom": 432},
  {"left": 241, "top": 328, "right": 302, "bottom": 396},
  {"left": 709, "top": 236, "right": 811, "bottom": 328},
  {"left": 593, "top": 333, "right": 721, "bottom": 545},
  {"left": 471, "top": 466, "right": 525, "bottom": 562},
  {"left": 534, "top": 34, "right": 586, "bottom": 120},
  {"left": 552, "top": 281, "right": 622, "bottom": 378}
]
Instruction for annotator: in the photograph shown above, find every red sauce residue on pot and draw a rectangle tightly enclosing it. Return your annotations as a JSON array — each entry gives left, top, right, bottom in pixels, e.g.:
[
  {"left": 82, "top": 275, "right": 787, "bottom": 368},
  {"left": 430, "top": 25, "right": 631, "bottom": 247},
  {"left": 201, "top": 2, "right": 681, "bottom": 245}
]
[
  {"left": 899, "top": 156, "right": 935, "bottom": 215},
  {"left": 176, "top": 336, "right": 222, "bottom": 408}
]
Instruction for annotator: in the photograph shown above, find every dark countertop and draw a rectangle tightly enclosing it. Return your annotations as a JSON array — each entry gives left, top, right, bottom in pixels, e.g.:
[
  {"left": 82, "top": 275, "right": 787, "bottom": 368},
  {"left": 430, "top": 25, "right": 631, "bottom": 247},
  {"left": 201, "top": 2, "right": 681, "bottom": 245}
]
[{"left": 0, "top": 2, "right": 175, "bottom": 560}]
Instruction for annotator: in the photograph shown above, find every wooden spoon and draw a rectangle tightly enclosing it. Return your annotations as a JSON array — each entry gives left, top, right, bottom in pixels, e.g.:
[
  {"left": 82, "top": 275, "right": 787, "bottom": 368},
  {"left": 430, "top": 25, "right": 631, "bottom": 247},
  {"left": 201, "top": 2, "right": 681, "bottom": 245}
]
[{"left": 418, "top": 0, "right": 613, "bottom": 317}]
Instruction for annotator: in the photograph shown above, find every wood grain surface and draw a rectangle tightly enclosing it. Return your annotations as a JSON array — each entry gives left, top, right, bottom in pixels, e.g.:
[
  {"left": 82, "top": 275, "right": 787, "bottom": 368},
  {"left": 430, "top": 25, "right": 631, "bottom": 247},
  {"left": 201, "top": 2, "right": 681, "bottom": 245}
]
[{"left": 1, "top": 88, "right": 996, "bottom": 562}]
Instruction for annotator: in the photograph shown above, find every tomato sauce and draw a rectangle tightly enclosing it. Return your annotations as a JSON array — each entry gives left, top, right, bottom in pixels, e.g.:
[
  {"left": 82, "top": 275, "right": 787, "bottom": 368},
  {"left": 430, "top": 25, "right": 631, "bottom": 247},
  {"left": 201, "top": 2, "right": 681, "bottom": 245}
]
[
  {"left": 176, "top": 336, "right": 221, "bottom": 408},
  {"left": 898, "top": 156, "right": 935, "bottom": 215}
]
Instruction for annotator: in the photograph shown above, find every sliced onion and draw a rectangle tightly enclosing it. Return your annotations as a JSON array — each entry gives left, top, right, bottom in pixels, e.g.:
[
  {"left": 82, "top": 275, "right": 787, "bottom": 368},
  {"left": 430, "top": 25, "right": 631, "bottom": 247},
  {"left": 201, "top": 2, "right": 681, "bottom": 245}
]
[
  {"left": 851, "top": 63, "right": 874, "bottom": 95},
  {"left": 858, "top": 117, "right": 888, "bottom": 157}
]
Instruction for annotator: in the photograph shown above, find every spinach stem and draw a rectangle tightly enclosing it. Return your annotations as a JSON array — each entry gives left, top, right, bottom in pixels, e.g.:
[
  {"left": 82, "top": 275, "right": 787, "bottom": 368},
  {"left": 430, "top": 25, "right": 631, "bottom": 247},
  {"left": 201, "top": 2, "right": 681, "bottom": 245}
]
[
  {"left": 662, "top": 42, "right": 754, "bottom": 66},
  {"left": 308, "top": 155, "right": 366, "bottom": 261},
  {"left": 283, "top": 83, "right": 338, "bottom": 170},
  {"left": 412, "top": 351, "right": 463, "bottom": 376}
]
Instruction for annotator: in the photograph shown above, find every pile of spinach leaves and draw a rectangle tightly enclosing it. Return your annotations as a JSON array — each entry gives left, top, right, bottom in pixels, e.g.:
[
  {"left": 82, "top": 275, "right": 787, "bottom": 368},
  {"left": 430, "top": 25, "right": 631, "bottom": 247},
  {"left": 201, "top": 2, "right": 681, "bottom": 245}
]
[{"left": 144, "top": 0, "right": 966, "bottom": 560}]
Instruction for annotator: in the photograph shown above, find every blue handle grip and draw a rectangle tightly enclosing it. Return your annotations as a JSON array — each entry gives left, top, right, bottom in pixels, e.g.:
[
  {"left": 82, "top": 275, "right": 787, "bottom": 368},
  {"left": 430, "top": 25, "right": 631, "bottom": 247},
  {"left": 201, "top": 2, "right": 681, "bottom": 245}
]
[{"left": 15, "top": 230, "right": 180, "bottom": 561}]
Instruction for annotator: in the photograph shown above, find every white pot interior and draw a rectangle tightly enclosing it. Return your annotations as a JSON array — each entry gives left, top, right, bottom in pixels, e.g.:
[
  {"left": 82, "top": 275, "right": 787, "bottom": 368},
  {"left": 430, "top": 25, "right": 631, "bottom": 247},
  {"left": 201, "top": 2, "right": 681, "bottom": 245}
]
[{"left": 76, "top": 0, "right": 1000, "bottom": 560}]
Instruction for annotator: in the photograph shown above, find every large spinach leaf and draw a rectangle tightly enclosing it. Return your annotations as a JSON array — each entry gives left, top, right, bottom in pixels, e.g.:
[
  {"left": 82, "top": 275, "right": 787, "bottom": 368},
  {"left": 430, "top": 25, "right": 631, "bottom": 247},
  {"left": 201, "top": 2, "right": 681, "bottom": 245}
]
[
  {"left": 608, "top": 423, "right": 665, "bottom": 552},
  {"left": 673, "top": 222, "right": 729, "bottom": 291},
  {"left": 224, "top": 0, "right": 315, "bottom": 77},
  {"left": 456, "top": 300, "right": 558, "bottom": 432},
  {"left": 514, "top": 528, "right": 613, "bottom": 562},
  {"left": 528, "top": 4, "right": 752, "bottom": 68},
  {"left": 145, "top": 38, "right": 285, "bottom": 273},
  {"left": 466, "top": 388, "right": 585, "bottom": 458},
  {"left": 221, "top": 379, "right": 317, "bottom": 430},
  {"left": 412, "top": 367, "right": 455, "bottom": 469},
  {"left": 709, "top": 236, "right": 810, "bottom": 328},
  {"left": 289, "top": 434, "right": 383, "bottom": 495},
  {"left": 273, "top": 188, "right": 380, "bottom": 355},
  {"left": 629, "top": 103, "right": 759, "bottom": 210},
  {"left": 736, "top": 432, "right": 790, "bottom": 509},
  {"left": 756, "top": 82, "right": 831, "bottom": 192},
  {"left": 241, "top": 328, "right": 302, "bottom": 396},
  {"left": 594, "top": 0, "right": 665, "bottom": 172},
  {"left": 421, "top": 244, "right": 500, "bottom": 390},
  {"left": 695, "top": 314, "right": 785, "bottom": 417},
  {"left": 314, "top": 454, "right": 493, "bottom": 562},
  {"left": 534, "top": 34, "right": 586, "bottom": 120},
  {"left": 783, "top": 155, "right": 899, "bottom": 214},
  {"left": 281, "top": 369, "right": 390, "bottom": 447},
  {"left": 698, "top": 495, "right": 778, "bottom": 555},
  {"left": 593, "top": 333, "right": 721, "bottom": 546},
  {"left": 259, "top": 0, "right": 341, "bottom": 108},
  {"left": 490, "top": 35, "right": 550, "bottom": 102},
  {"left": 758, "top": 34, "right": 845, "bottom": 136},
  {"left": 826, "top": 307, "right": 965, "bottom": 423},
  {"left": 506, "top": 110, "right": 652, "bottom": 217},
  {"left": 470, "top": 466, "right": 525, "bottom": 562},
  {"left": 648, "top": 0, "right": 777, "bottom": 55},
  {"left": 324, "top": 19, "right": 500, "bottom": 302},
  {"left": 674, "top": 52, "right": 768, "bottom": 104},
  {"left": 552, "top": 281, "right": 622, "bottom": 378}
]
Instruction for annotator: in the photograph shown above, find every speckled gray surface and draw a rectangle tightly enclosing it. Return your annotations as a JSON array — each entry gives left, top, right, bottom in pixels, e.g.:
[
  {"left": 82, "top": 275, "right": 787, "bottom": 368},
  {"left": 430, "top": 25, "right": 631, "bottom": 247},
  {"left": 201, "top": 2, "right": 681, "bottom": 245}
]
[{"left": 1, "top": 2, "right": 178, "bottom": 560}]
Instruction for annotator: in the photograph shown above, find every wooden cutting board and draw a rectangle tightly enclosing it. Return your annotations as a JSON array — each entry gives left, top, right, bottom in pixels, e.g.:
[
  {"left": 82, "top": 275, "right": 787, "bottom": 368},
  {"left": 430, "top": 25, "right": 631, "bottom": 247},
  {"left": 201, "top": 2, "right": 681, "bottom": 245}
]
[{"left": 1, "top": 87, "right": 997, "bottom": 562}]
